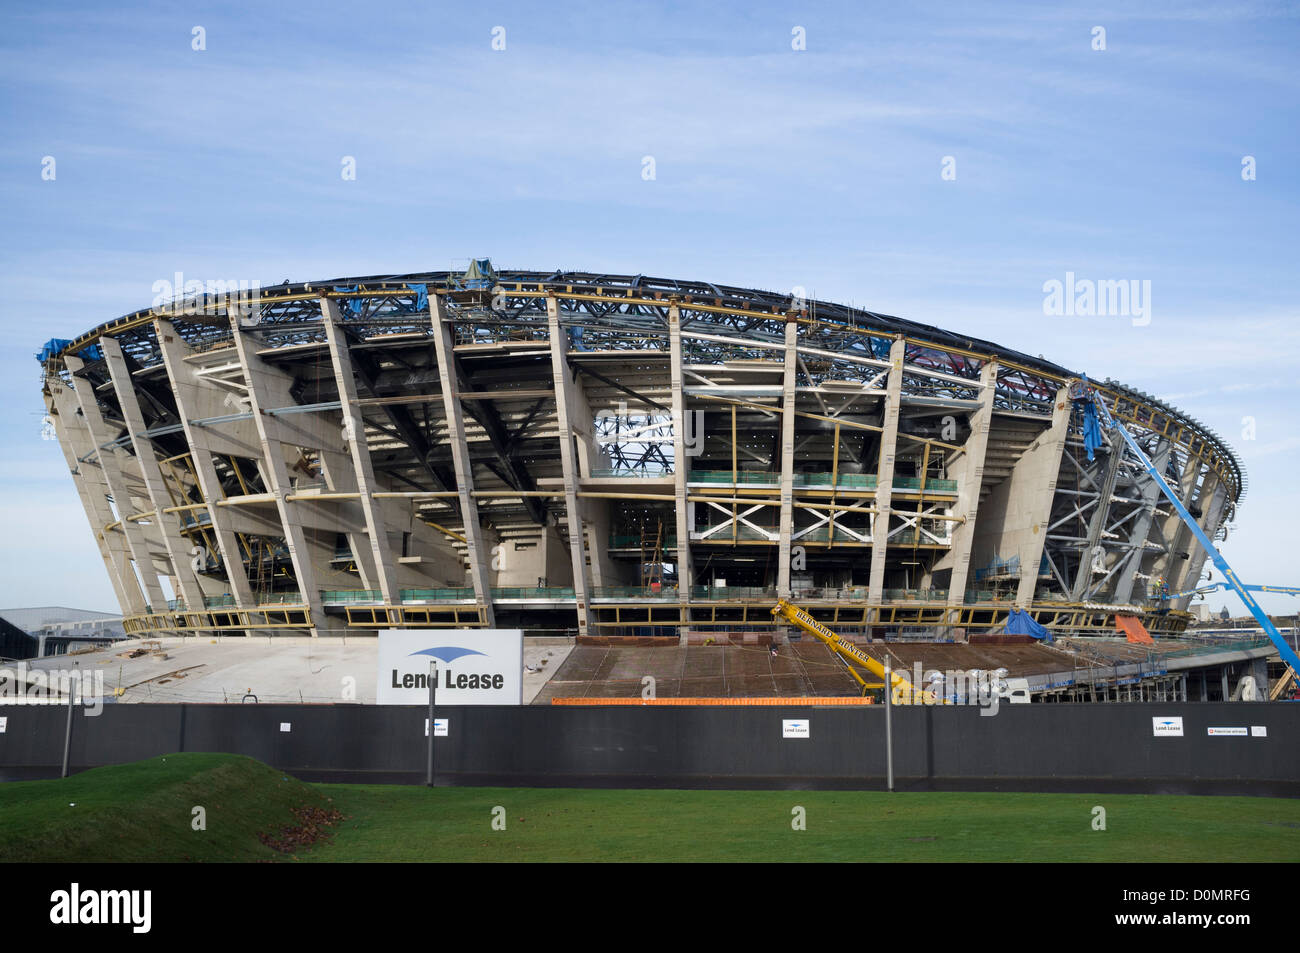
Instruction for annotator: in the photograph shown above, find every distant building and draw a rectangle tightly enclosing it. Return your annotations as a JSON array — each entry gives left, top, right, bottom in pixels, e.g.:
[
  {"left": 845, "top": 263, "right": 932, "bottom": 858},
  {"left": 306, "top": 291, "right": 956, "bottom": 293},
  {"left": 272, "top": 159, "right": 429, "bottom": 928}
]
[{"left": 0, "top": 607, "right": 126, "bottom": 658}]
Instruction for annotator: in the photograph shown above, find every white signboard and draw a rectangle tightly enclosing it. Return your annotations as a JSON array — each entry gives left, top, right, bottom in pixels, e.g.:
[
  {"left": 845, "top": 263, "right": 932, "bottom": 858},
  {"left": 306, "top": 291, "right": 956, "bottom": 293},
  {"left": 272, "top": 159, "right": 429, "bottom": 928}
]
[
  {"left": 424, "top": 718, "right": 449, "bottom": 737},
  {"left": 377, "top": 629, "right": 523, "bottom": 705},
  {"left": 782, "top": 719, "right": 810, "bottom": 739},
  {"left": 1251, "top": 725, "right": 1268, "bottom": 738},
  {"left": 1207, "top": 726, "right": 1248, "bottom": 737},
  {"left": 1152, "top": 716, "right": 1184, "bottom": 737},
  {"left": 0, "top": 716, "right": 7, "bottom": 733},
  {"left": 279, "top": 723, "right": 291, "bottom": 733}
]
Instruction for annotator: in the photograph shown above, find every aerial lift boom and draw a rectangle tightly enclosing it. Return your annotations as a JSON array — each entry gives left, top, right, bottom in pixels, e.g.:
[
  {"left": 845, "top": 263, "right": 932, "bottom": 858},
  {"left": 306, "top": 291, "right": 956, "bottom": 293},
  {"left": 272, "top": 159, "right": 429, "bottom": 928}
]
[
  {"left": 1165, "top": 582, "right": 1300, "bottom": 601},
  {"left": 1076, "top": 379, "right": 1300, "bottom": 674}
]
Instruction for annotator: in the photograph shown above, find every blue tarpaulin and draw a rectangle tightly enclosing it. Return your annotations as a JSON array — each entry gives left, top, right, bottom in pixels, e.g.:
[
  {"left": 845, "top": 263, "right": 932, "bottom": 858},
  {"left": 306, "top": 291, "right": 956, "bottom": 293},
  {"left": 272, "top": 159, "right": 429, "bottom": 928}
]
[
  {"left": 37, "top": 338, "right": 100, "bottom": 363},
  {"left": 1005, "top": 608, "right": 1053, "bottom": 642},
  {"left": 1082, "top": 399, "right": 1104, "bottom": 461},
  {"left": 407, "top": 283, "right": 428, "bottom": 313},
  {"left": 332, "top": 286, "right": 363, "bottom": 318},
  {"left": 1070, "top": 373, "right": 1106, "bottom": 462},
  {"left": 37, "top": 338, "right": 72, "bottom": 362}
]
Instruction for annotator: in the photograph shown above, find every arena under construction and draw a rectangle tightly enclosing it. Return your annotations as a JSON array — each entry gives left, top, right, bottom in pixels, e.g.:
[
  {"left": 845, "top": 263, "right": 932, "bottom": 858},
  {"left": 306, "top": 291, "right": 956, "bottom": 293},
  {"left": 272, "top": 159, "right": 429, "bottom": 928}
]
[{"left": 36, "top": 258, "right": 1299, "bottom": 707}]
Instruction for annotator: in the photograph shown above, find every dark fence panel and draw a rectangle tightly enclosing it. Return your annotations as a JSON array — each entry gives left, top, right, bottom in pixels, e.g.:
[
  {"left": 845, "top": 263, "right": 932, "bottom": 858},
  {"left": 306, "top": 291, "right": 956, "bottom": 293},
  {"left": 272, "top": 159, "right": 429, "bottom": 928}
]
[{"left": 0, "top": 702, "right": 1294, "bottom": 792}]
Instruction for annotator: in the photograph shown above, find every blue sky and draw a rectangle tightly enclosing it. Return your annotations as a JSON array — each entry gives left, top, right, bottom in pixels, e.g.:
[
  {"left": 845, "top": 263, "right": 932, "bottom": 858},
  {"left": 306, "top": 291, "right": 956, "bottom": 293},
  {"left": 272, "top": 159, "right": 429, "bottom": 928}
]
[{"left": 1, "top": 1, "right": 1297, "bottom": 616}]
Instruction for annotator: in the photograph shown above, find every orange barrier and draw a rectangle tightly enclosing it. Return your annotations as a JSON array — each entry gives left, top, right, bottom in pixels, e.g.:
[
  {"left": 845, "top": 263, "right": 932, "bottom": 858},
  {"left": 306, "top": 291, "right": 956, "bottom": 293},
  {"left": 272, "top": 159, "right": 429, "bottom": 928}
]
[
  {"left": 1115, "top": 614, "right": 1154, "bottom": 645},
  {"left": 551, "top": 696, "right": 873, "bottom": 706}
]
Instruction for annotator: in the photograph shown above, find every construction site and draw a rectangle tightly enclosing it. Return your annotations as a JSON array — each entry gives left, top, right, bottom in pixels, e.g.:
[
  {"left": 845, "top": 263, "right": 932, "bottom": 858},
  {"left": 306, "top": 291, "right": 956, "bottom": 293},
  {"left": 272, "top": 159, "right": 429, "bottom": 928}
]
[{"left": 30, "top": 262, "right": 1300, "bottom": 707}]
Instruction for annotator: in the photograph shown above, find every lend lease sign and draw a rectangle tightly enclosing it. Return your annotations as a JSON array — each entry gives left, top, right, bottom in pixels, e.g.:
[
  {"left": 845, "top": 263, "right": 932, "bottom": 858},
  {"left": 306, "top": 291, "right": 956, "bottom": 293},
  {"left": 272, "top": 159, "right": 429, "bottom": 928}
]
[{"left": 377, "top": 629, "right": 523, "bottom": 705}]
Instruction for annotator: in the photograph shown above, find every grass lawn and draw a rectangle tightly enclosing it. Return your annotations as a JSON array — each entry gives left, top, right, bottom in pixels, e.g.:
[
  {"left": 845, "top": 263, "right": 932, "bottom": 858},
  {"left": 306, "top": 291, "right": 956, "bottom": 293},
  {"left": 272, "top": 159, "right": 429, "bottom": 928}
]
[{"left": 1, "top": 754, "right": 1296, "bottom": 862}]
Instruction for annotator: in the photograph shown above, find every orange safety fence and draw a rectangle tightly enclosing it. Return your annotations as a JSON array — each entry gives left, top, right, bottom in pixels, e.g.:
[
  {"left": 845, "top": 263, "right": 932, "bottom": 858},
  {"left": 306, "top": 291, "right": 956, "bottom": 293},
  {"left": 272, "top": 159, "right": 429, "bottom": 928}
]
[
  {"left": 551, "top": 696, "right": 873, "bottom": 706},
  {"left": 1115, "top": 613, "right": 1154, "bottom": 645}
]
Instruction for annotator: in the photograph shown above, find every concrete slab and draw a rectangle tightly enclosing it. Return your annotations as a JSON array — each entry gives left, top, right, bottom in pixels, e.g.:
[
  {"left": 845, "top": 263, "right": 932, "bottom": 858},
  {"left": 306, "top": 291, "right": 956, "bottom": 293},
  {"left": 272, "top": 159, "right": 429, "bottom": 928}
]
[{"left": 4, "top": 634, "right": 574, "bottom": 706}]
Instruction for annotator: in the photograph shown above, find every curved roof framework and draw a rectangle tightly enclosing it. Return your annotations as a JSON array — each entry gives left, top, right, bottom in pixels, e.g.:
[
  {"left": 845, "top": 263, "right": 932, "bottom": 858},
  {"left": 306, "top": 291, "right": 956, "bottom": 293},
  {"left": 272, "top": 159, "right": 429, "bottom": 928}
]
[
  {"left": 40, "top": 267, "right": 1242, "bottom": 640},
  {"left": 42, "top": 269, "right": 1244, "bottom": 503}
]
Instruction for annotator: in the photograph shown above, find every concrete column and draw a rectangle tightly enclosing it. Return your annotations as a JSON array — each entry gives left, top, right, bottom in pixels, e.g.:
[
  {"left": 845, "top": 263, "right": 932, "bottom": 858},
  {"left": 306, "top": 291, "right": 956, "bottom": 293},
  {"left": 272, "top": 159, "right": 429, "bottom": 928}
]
[
  {"left": 430, "top": 294, "right": 496, "bottom": 626},
  {"left": 944, "top": 360, "right": 999, "bottom": 612},
  {"left": 321, "top": 299, "right": 402, "bottom": 605},
  {"left": 867, "top": 338, "right": 906, "bottom": 606},
  {"left": 100, "top": 338, "right": 208, "bottom": 609},
  {"left": 1012, "top": 387, "right": 1072, "bottom": 606},
  {"left": 1168, "top": 468, "right": 1219, "bottom": 597},
  {"left": 64, "top": 355, "right": 169, "bottom": 611},
  {"left": 1113, "top": 439, "right": 1172, "bottom": 604},
  {"left": 229, "top": 323, "right": 337, "bottom": 633},
  {"left": 1153, "top": 450, "right": 1201, "bottom": 586},
  {"left": 153, "top": 319, "right": 259, "bottom": 608},
  {"left": 1177, "top": 479, "right": 1228, "bottom": 612},
  {"left": 776, "top": 320, "right": 798, "bottom": 598},
  {"left": 547, "top": 296, "right": 590, "bottom": 637},
  {"left": 1070, "top": 428, "right": 1126, "bottom": 601},
  {"left": 669, "top": 303, "right": 694, "bottom": 614},
  {"left": 44, "top": 380, "right": 138, "bottom": 613}
]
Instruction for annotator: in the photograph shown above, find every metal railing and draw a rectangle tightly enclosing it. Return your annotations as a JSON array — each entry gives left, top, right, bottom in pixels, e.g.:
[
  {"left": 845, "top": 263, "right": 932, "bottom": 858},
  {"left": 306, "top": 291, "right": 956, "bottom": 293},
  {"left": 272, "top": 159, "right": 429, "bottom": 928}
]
[
  {"left": 609, "top": 534, "right": 678, "bottom": 548},
  {"left": 589, "top": 467, "right": 672, "bottom": 478},
  {"left": 880, "top": 588, "right": 950, "bottom": 602},
  {"left": 399, "top": 588, "right": 475, "bottom": 601},
  {"left": 491, "top": 587, "right": 575, "bottom": 600},
  {"left": 692, "top": 585, "right": 777, "bottom": 600},
  {"left": 692, "top": 525, "right": 776, "bottom": 541},
  {"left": 687, "top": 471, "right": 958, "bottom": 492},
  {"left": 320, "top": 589, "right": 383, "bottom": 605},
  {"left": 591, "top": 585, "right": 679, "bottom": 599}
]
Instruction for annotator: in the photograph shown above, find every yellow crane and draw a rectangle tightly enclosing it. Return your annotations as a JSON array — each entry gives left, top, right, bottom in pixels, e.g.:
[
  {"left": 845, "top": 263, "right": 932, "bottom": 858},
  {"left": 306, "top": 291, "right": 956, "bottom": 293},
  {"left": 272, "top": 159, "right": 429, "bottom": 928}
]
[{"left": 772, "top": 598, "right": 944, "bottom": 704}]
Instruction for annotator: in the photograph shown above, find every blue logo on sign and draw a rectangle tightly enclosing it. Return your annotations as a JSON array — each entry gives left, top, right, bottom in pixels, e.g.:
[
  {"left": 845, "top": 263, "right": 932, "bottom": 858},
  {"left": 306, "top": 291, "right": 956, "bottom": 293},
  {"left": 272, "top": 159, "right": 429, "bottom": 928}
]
[{"left": 408, "top": 647, "right": 487, "bottom": 663}]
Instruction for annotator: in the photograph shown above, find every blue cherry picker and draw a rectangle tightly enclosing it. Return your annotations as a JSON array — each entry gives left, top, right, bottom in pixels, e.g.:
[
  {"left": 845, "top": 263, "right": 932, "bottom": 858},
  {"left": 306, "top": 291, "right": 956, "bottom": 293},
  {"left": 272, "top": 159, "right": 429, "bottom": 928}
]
[{"left": 1070, "top": 376, "right": 1300, "bottom": 682}]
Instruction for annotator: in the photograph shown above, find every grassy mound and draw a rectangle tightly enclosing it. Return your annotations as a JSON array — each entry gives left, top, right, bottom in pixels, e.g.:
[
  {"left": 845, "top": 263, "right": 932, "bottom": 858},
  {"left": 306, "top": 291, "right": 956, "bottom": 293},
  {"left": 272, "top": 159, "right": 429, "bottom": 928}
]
[{"left": 0, "top": 753, "right": 334, "bottom": 862}]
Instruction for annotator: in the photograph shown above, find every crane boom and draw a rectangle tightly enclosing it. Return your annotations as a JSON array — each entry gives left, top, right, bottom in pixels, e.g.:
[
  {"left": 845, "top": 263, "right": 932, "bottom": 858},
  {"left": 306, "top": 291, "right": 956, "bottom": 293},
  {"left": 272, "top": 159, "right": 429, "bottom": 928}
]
[
  {"left": 1165, "top": 582, "right": 1300, "bottom": 601},
  {"left": 1079, "top": 381, "right": 1300, "bottom": 673},
  {"left": 772, "top": 598, "right": 943, "bottom": 704}
]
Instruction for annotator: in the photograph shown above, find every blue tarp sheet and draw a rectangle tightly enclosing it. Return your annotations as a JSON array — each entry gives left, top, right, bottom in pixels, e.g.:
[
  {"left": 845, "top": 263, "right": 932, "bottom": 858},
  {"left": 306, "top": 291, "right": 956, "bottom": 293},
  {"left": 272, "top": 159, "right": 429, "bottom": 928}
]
[
  {"left": 37, "top": 338, "right": 72, "bottom": 362},
  {"left": 37, "top": 339, "right": 101, "bottom": 363},
  {"left": 1082, "top": 400, "right": 1104, "bottom": 461},
  {"left": 407, "top": 283, "right": 428, "bottom": 313},
  {"left": 1005, "top": 608, "right": 1053, "bottom": 642},
  {"left": 332, "top": 286, "right": 363, "bottom": 318}
]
